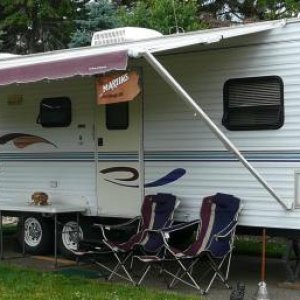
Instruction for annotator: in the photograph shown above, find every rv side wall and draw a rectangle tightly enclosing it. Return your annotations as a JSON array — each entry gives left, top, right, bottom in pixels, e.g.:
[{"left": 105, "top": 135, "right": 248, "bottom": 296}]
[
  {"left": 142, "top": 21, "right": 300, "bottom": 230},
  {"left": 0, "top": 77, "right": 98, "bottom": 215}
]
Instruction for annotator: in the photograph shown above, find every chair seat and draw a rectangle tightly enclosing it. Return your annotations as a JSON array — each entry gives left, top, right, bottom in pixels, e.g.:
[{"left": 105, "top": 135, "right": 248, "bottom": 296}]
[{"left": 79, "top": 238, "right": 105, "bottom": 248}]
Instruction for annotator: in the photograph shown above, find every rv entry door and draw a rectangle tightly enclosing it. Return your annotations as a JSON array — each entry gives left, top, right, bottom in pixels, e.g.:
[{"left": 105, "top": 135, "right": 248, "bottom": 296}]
[{"left": 95, "top": 72, "right": 142, "bottom": 217}]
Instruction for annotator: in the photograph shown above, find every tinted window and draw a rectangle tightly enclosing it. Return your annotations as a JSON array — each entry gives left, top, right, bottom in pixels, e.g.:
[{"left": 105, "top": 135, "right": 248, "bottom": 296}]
[
  {"left": 223, "top": 76, "right": 284, "bottom": 130},
  {"left": 106, "top": 102, "right": 129, "bottom": 130},
  {"left": 39, "top": 97, "right": 72, "bottom": 127}
]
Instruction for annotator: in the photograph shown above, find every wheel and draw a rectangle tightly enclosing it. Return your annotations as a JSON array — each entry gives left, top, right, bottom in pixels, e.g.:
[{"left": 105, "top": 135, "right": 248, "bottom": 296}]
[
  {"left": 17, "top": 216, "right": 53, "bottom": 254},
  {"left": 58, "top": 220, "right": 84, "bottom": 259}
]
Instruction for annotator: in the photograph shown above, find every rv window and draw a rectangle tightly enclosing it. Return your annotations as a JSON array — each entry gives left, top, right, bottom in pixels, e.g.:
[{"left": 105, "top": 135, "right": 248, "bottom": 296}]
[
  {"left": 39, "top": 97, "right": 72, "bottom": 127},
  {"left": 223, "top": 76, "right": 284, "bottom": 130},
  {"left": 106, "top": 102, "right": 129, "bottom": 130}
]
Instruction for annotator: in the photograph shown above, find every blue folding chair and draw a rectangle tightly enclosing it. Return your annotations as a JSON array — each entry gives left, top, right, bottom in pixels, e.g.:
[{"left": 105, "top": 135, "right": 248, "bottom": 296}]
[
  {"left": 73, "top": 193, "right": 179, "bottom": 285},
  {"left": 135, "top": 193, "right": 241, "bottom": 293}
]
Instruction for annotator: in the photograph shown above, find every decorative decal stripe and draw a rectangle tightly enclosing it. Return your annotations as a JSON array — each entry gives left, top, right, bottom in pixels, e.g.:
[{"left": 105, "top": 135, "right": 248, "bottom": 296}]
[
  {"left": 100, "top": 167, "right": 139, "bottom": 181},
  {"left": 100, "top": 167, "right": 186, "bottom": 188},
  {"left": 1, "top": 151, "right": 300, "bottom": 162},
  {"left": 143, "top": 168, "right": 186, "bottom": 188},
  {"left": 0, "top": 133, "right": 56, "bottom": 148}
]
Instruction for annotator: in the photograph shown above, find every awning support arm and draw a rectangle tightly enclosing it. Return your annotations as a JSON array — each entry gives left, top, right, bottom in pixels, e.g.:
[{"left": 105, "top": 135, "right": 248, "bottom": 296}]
[{"left": 137, "top": 49, "right": 292, "bottom": 211}]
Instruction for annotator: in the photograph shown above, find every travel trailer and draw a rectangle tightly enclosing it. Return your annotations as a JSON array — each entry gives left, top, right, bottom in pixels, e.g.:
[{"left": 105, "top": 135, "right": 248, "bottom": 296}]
[{"left": 0, "top": 19, "right": 299, "bottom": 258}]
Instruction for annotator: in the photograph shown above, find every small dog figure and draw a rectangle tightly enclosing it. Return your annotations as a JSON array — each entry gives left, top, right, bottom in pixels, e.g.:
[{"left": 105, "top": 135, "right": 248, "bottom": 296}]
[{"left": 31, "top": 192, "right": 49, "bottom": 206}]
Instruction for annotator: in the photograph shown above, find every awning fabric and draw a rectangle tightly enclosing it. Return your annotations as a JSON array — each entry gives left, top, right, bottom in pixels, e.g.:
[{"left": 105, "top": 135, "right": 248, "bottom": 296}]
[
  {"left": 0, "top": 19, "right": 286, "bottom": 86},
  {"left": 0, "top": 51, "right": 127, "bottom": 85}
]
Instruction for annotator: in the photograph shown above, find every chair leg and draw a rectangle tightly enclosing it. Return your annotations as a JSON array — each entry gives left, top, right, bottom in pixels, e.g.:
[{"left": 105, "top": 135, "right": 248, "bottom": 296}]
[
  {"left": 95, "top": 252, "right": 135, "bottom": 284},
  {"left": 136, "top": 265, "right": 152, "bottom": 286},
  {"left": 130, "top": 254, "right": 134, "bottom": 270},
  {"left": 168, "top": 266, "right": 183, "bottom": 288},
  {"left": 204, "top": 255, "right": 231, "bottom": 294},
  {"left": 225, "top": 249, "right": 233, "bottom": 281},
  {"left": 159, "top": 262, "right": 164, "bottom": 275},
  {"left": 165, "top": 259, "right": 203, "bottom": 293},
  {"left": 109, "top": 252, "right": 135, "bottom": 283},
  {"left": 169, "top": 258, "right": 199, "bottom": 288}
]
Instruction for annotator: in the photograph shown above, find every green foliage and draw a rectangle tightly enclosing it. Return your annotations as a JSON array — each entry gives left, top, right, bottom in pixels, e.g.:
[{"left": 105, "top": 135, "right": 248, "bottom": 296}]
[
  {"left": 234, "top": 237, "right": 287, "bottom": 258},
  {"left": 0, "top": 0, "right": 85, "bottom": 54},
  {"left": 118, "top": 0, "right": 206, "bottom": 35},
  {"left": 3, "top": 224, "right": 17, "bottom": 236},
  {"left": 69, "top": 0, "right": 119, "bottom": 48},
  {"left": 257, "top": 0, "right": 300, "bottom": 19},
  {"left": 0, "top": 264, "right": 200, "bottom": 300},
  {"left": 199, "top": 0, "right": 300, "bottom": 22}
]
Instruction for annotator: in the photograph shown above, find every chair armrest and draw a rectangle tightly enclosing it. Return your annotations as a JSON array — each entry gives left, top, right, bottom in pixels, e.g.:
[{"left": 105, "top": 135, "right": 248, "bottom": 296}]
[
  {"left": 93, "top": 216, "right": 141, "bottom": 241},
  {"left": 143, "top": 220, "right": 200, "bottom": 244},
  {"left": 214, "top": 221, "right": 237, "bottom": 240},
  {"left": 145, "top": 221, "right": 200, "bottom": 256},
  {"left": 163, "top": 219, "right": 201, "bottom": 234},
  {"left": 93, "top": 216, "right": 141, "bottom": 230}
]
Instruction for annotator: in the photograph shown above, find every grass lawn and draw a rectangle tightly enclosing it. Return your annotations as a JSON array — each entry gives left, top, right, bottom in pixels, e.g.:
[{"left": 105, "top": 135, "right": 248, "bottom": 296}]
[
  {"left": 234, "top": 236, "right": 287, "bottom": 258},
  {"left": 3, "top": 224, "right": 18, "bottom": 236},
  {"left": 0, "top": 265, "right": 200, "bottom": 300}
]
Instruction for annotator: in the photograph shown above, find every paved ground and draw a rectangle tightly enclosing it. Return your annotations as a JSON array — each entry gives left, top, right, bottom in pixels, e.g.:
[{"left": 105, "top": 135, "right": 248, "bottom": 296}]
[{"left": 1, "top": 236, "right": 300, "bottom": 300}]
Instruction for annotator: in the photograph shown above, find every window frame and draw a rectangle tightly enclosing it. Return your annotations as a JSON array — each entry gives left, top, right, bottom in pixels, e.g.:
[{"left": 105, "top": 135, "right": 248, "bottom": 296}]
[
  {"left": 39, "top": 97, "right": 72, "bottom": 128},
  {"left": 105, "top": 102, "right": 129, "bottom": 130},
  {"left": 222, "top": 76, "right": 284, "bottom": 131}
]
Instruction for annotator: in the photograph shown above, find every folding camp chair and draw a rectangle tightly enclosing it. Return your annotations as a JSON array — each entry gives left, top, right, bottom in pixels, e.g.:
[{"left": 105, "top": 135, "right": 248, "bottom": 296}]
[
  {"left": 87, "top": 193, "right": 179, "bottom": 284},
  {"left": 135, "top": 193, "right": 241, "bottom": 293}
]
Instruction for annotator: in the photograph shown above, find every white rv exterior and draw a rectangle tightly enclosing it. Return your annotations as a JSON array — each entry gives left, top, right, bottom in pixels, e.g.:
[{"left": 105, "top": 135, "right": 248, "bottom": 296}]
[
  {"left": 141, "top": 19, "right": 300, "bottom": 230},
  {"left": 0, "top": 18, "right": 300, "bottom": 255}
]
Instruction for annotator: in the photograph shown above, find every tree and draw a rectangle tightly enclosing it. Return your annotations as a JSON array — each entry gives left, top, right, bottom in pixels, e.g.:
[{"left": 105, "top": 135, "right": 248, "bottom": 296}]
[
  {"left": 117, "top": 0, "right": 206, "bottom": 35},
  {"left": 257, "top": 0, "right": 300, "bottom": 19},
  {"left": 199, "top": 0, "right": 300, "bottom": 23},
  {"left": 0, "top": 0, "right": 86, "bottom": 54},
  {"left": 69, "top": 0, "right": 119, "bottom": 48}
]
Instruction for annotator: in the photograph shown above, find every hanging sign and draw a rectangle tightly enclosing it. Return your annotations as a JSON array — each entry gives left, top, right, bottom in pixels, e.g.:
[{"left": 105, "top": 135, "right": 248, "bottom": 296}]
[{"left": 96, "top": 70, "right": 141, "bottom": 105}]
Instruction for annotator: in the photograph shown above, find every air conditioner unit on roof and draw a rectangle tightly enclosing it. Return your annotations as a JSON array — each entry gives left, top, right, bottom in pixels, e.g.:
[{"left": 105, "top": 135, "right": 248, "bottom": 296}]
[{"left": 91, "top": 27, "right": 163, "bottom": 46}]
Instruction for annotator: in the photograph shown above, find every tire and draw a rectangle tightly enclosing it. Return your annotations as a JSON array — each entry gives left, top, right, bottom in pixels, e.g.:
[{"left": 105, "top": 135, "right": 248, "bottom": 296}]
[
  {"left": 58, "top": 220, "right": 85, "bottom": 259},
  {"left": 17, "top": 216, "right": 54, "bottom": 254}
]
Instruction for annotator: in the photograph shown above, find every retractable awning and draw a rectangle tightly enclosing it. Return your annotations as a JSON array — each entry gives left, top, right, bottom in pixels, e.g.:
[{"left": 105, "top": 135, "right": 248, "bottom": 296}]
[
  {"left": 0, "top": 19, "right": 286, "bottom": 86},
  {"left": 0, "top": 51, "right": 128, "bottom": 85}
]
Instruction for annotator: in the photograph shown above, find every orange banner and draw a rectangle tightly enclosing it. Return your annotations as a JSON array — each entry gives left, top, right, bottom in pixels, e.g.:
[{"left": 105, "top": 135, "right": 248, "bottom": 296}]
[{"left": 96, "top": 71, "right": 141, "bottom": 105}]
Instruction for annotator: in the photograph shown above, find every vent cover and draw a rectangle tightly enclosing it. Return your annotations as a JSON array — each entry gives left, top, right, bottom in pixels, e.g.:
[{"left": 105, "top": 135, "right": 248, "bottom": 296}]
[{"left": 91, "top": 27, "right": 162, "bottom": 46}]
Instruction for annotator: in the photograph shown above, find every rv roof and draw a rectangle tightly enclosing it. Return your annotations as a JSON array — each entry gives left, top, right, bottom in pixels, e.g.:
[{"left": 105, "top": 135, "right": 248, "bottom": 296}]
[
  {"left": 0, "top": 53, "right": 19, "bottom": 60},
  {"left": 0, "top": 19, "right": 289, "bottom": 85}
]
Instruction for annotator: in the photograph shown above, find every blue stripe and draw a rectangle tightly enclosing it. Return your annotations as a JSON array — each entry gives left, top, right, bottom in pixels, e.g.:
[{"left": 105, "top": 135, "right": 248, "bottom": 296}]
[
  {"left": 97, "top": 152, "right": 138, "bottom": 161},
  {"left": 0, "top": 151, "right": 300, "bottom": 162},
  {"left": 0, "top": 152, "right": 139, "bottom": 162},
  {"left": 145, "top": 151, "right": 300, "bottom": 162}
]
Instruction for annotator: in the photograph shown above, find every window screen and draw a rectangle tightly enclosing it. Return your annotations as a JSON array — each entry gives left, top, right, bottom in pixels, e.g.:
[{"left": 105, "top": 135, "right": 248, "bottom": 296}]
[
  {"left": 39, "top": 97, "right": 71, "bottom": 127},
  {"left": 223, "top": 76, "right": 284, "bottom": 130},
  {"left": 106, "top": 102, "right": 129, "bottom": 130}
]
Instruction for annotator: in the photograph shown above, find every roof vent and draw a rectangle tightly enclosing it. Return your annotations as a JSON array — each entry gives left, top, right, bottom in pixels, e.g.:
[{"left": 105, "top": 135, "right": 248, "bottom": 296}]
[{"left": 91, "top": 27, "right": 163, "bottom": 46}]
